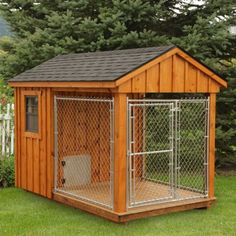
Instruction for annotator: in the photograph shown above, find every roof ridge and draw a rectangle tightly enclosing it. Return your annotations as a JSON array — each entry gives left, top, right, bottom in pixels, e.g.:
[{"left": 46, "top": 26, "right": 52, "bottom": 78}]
[{"left": 60, "top": 45, "right": 175, "bottom": 57}]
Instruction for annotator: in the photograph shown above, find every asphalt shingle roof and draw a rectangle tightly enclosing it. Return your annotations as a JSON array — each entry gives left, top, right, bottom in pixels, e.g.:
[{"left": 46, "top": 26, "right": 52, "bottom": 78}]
[{"left": 9, "top": 45, "right": 175, "bottom": 82}]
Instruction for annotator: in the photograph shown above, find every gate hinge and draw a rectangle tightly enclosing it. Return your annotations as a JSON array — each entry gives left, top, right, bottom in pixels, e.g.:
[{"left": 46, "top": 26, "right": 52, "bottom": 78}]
[
  {"left": 61, "top": 160, "right": 66, "bottom": 166},
  {"left": 61, "top": 178, "right": 66, "bottom": 184}
]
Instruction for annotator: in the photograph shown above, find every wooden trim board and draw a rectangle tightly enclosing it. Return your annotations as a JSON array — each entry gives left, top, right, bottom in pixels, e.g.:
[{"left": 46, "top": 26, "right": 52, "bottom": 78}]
[
  {"left": 9, "top": 81, "right": 116, "bottom": 88},
  {"left": 53, "top": 192, "right": 120, "bottom": 222},
  {"left": 113, "top": 93, "right": 127, "bottom": 212},
  {"left": 208, "top": 93, "right": 216, "bottom": 198},
  {"left": 53, "top": 192, "right": 216, "bottom": 223},
  {"left": 21, "top": 90, "right": 42, "bottom": 139},
  {"left": 120, "top": 197, "right": 216, "bottom": 222}
]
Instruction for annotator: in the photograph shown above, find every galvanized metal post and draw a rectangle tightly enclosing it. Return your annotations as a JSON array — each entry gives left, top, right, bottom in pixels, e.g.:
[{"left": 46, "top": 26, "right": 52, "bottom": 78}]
[
  {"left": 54, "top": 95, "right": 58, "bottom": 192},
  {"left": 204, "top": 97, "right": 210, "bottom": 196},
  {"left": 109, "top": 97, "right": 115, "bottom": 209}
]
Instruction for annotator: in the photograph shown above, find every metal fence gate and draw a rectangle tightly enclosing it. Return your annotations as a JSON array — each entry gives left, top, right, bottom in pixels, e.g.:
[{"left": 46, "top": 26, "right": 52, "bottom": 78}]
[
  {"left": 54, "top": 96, "right": 114, "bottom": 209},
  {"left": 127, "top": 98, "right": 209, "bottom": 207}
]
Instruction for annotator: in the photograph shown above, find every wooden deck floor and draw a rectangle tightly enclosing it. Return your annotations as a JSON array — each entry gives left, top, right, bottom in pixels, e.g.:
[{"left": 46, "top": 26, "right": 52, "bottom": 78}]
[
  {"left": 130, "top": 180, "right": 203, "bottom": 205},
  {"left": 58, "top": 179, "right": 204, "bottom": 207}
]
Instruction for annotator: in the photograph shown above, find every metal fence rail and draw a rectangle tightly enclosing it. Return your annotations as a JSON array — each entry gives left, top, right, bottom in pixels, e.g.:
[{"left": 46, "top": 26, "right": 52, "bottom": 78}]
[
  {"left": 127, "top": 98, "right": 209, "bottom": 208},
  {"left": 54, "top": 96, "right": 114, "bottom": 209}
]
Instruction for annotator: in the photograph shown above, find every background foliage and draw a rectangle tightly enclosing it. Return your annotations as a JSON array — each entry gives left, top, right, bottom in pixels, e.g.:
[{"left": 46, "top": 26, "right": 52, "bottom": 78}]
[
  {"left": 0, "top": 156, "right": 14, "bottom": 187},
  {"left": 0, "top": 0, "right": 235, "bottom": 168}
]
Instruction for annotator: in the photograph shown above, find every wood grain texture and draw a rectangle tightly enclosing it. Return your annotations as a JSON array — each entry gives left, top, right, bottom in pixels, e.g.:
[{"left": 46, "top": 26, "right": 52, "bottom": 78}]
[
  {"left": 53, "top": 192, "right": 215, "bottom": 223},
  {"left": 132, "top": 71, "right": 146, "bottom": 93},
  {"left": 20, "top": 92, "right": 27, "bottom": 189},
  {"left": 53, "top": 192, "right": 120, "bottom": 222},
  {"left": 172, "top": 55, "right": 185, "bottom": 92},
  {"left": 209, "top": 80, "right": 220, "bottom": 93},
  {"left": 15, "top": 88, "right": 53, "bottom": 198},
  {"left": 160, "top": 56, "right": 172, "bottom": 92},
  {"left": 46, "top": 88, "right": 53, "bottom": 198},
  {"left": 9, "top": 81, "right": 116, "bottom": 88},
  {"left": 176, "top": 50, "right": 227, "bottom": 88},
  {"left": 185, "top": 63, "right": 197, "bottom": 92},
  {"left": 197, "top": 72, "right": 209, "bottom": 92},
  {"left": 146, "top": 64, "right": 159, "bottom": 92},
  {"left": 118, "top": 80, "right": 132, "bottom": 93},
  {"left": 33, "top": 138, "right": 40, "bottom": 194},
  {"left": 52, "top": 87, "right": 115, "bottom": 93},
  {"left": 209, "top": 93, "right": 216, "bottom": 198},
  {"left": 39, "top": 90, "right": 47, "bottom": 196},
  {"left": 114, "top": 93, "right": 127, "bottom": 213},
  {"left": 120, "top": 198, "right": 216, "bottom": 222},
  {"left": 117, "top": 52, "right": 224, "bottom": 93},
  {"left": 27, "top": 137, "right": 33, "bottom": 191}
]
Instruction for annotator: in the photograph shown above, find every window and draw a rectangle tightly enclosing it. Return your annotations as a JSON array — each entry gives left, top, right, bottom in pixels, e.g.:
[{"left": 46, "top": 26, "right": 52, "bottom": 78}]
[{"left": 25, "top": 96, "right": 38, "bottom": 132}]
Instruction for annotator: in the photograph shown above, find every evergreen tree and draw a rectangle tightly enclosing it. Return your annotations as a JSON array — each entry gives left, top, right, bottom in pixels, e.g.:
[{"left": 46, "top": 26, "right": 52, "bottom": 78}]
[{"left": 0, "top": 0, "right": 235, "bottom": 167}]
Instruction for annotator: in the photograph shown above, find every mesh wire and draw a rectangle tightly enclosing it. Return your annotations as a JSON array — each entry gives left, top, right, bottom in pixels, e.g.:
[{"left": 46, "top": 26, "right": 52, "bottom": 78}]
[
  {"left": 128, "top": 103, "right": 174, "bottom": 205},
  {"left": 54, "top": 96, "right": 114, "bottom": 208},
  {"left": 128, "top": 98, "right": 209, "bottom": 207},
  {"left": 176, "top": 100, "right": 208, "bottom": 194},
  {"left": 54, "top": 96, "right": 208, "bottom": 209}
]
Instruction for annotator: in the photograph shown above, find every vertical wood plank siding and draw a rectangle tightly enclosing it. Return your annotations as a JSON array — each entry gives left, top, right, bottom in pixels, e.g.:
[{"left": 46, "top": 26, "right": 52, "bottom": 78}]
[
  {"left": 118, "top": 54, "right": 220, "bottom": 93},
  {"left": 15, "top": 88, "right": 54, "bottom": 198},
  {"left": 55, "top": 92, "right": 111, "bottom": 185}
]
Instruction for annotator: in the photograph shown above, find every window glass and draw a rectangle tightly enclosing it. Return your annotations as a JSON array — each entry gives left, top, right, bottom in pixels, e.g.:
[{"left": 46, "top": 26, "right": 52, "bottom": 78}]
[{"left": 26, "top": 96, "right": 38, "bottom": 132}]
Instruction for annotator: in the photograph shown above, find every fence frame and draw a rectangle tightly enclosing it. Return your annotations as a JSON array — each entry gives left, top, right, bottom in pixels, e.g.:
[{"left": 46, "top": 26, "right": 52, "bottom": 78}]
[
  {"left": 127, "top": 97, "right": 209, "bottom": 208},
  {"left": 53, "top": 95, "right": 115, "bottom": 209}
]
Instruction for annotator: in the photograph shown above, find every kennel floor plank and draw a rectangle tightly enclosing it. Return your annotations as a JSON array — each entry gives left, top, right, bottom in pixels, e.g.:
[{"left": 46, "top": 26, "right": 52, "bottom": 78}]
[
  {"left": 60, "top": 181, "right": 111, "bottom": 206},
  {"left": 132, "top": 180, "right": 203, "bottom": 205},
  {"left": 58, "top": 180, "right": 204, "bottom": 207}
]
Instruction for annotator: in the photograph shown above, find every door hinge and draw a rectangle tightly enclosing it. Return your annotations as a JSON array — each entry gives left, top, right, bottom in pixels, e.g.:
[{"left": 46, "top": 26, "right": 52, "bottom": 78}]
[
  {"left": 61, "top": 178, "right": 66, "bottom": 184},
  {"left": 61, "top": 160, "right": 66, "bottom": 166}
]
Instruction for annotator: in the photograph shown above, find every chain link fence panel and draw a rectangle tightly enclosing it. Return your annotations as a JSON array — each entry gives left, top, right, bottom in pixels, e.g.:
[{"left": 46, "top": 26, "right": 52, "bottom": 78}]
[
  {"left": 54, "top": 96, "right": 114, "bottom": 209},
  {"left": 127, "top": 98, "right": 209, "bottom": 207}
]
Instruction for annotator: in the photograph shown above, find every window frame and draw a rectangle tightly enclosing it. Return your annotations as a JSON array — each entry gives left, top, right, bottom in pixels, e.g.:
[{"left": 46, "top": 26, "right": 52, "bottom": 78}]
[
  {"left": 22, "top": 90, "right": 42, "bottom": 139},
  {"left": 25, "top": 95, "right": 39, "bottom": 133}
]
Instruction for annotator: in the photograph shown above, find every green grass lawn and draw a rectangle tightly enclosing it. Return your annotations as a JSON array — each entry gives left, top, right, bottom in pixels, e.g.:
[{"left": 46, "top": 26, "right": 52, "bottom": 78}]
[{"left": 0, "top": 176, "right": 235, "bottom": 236}]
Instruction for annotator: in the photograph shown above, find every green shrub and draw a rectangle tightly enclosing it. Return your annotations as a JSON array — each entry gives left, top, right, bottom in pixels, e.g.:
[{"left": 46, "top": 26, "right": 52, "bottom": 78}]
[{"left": 0, "top": 156, "right": 15, "bottom": 187}]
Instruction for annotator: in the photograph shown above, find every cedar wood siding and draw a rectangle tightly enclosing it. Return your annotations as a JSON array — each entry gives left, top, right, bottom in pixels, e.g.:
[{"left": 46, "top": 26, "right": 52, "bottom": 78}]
[{"left": 14, "top": 87, "right": 54, "bottom": 199}]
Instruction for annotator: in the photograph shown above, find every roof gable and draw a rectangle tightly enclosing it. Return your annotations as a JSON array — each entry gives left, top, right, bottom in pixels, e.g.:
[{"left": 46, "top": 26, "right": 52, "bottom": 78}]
[{"left": 116, "top": 47, "right": 227, "bottom": 93}]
